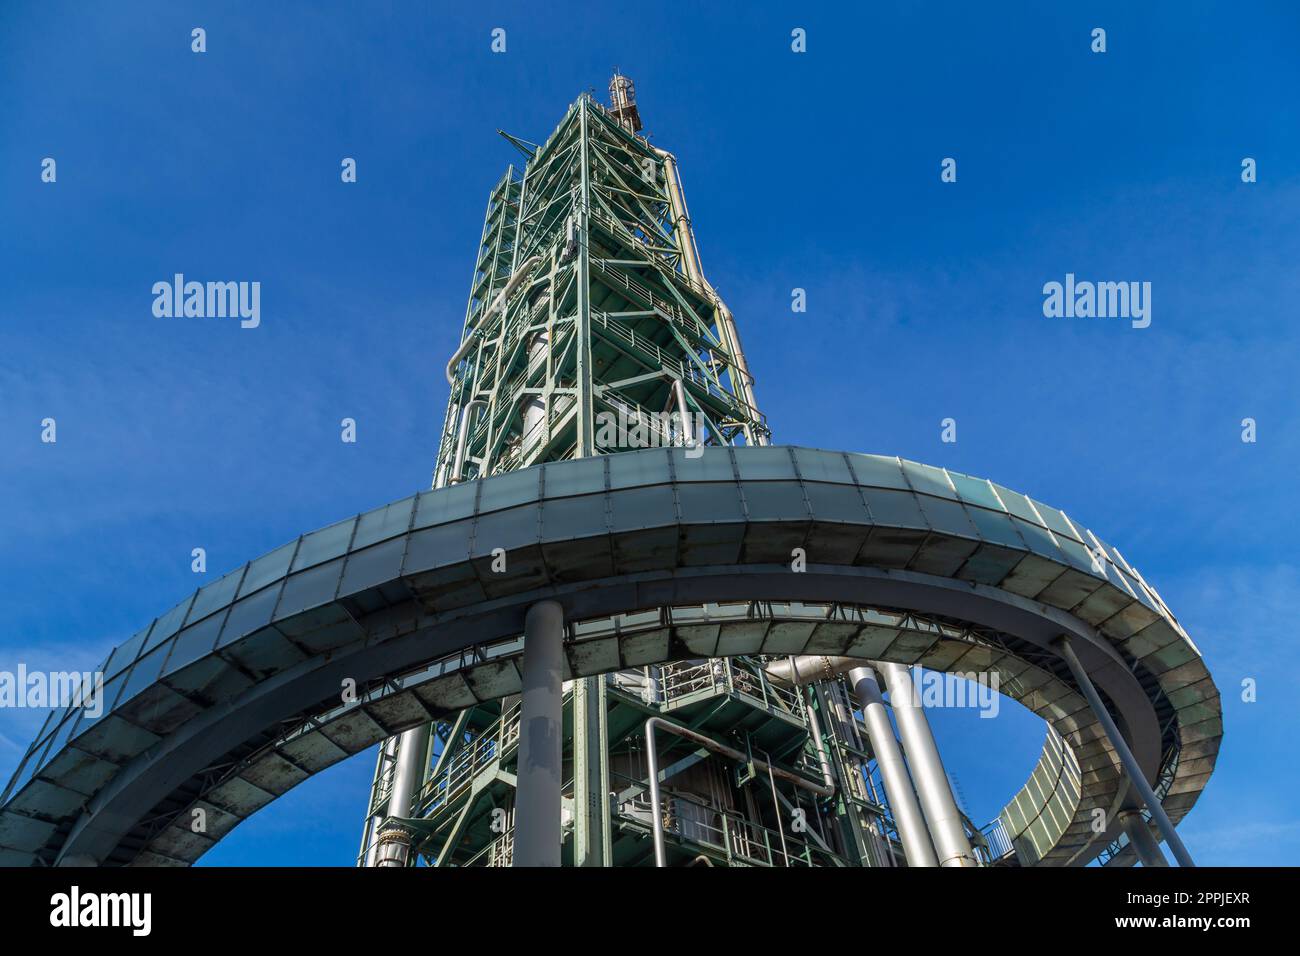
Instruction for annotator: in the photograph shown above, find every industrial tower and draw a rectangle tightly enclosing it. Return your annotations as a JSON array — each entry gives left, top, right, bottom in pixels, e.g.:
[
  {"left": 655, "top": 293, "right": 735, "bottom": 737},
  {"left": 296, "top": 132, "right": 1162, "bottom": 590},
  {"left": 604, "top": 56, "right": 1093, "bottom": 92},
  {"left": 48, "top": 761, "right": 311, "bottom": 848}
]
[
  {"left": 0, "top": 76, "right": 1219, "bottom": 871},
  {"left": 351, "top": 76, "right": 1211, "bottom": 869},
  {"left": 360, "top": 73, "right": 800, "bottom": 868}
]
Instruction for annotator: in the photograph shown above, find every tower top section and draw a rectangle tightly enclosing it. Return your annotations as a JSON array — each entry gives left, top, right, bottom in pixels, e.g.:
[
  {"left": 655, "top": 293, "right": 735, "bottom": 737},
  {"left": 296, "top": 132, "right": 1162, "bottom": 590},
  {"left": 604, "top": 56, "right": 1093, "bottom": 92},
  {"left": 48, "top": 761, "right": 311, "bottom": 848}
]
[{"left": 608, "top": 71, "right": 642, "bottom": 134}]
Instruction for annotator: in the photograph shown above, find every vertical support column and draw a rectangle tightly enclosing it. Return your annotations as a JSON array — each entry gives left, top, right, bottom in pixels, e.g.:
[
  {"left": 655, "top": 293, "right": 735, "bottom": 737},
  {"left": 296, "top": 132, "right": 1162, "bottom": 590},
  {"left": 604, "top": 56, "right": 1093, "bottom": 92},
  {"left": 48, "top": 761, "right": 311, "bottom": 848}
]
[
  {"left": 1119, "top": 809, "right": 1170, "bottom": 868},
  {"left": 574, "top": 99, "right": 594, "bottom": 457},
  {"left": 372, "top": 721, "right": 432, "bottom": 867},
  {"left": 849, "top": 667, "right": 939, "bottom": 868},
  {"left": 572, "top": 676, "right": 611, "bottom": 866},
  {"left": 877, "top": 663, "right": 979, "bottom": 867},
  {"left": 816, "top": 683, "right": 884, "bottom": 866},
  {"left": 514, "top": 600, "right": 565, "bottom": 867},
  {"left": 388, "top": 724, "right": 430, "bottom": 820},
  {"left": 1053, "top": 635, "right": 1195, "bottom": 867},
  {"left": 374, "top": 826, "right": 414, "bottom": 868}
]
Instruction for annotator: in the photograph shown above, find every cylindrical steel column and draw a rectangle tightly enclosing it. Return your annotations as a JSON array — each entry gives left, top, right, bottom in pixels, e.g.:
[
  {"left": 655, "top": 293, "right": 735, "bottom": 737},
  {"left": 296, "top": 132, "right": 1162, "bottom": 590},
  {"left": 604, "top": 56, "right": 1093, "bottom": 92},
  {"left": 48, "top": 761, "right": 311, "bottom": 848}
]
[
  {"left": 369, "top": 722, "right": 431, "bottom": 868},
  {"left": 877, "top": 663, "right": 979, "bottom": 867},
  {"left": 388, "top": 724, "right": 430, "bottom": 820},
  {"left": 1054, "top": 635, "right": 1195, "bottom": 867},
  {"left": 802, "top": 686, "right": 836, "bottom": 791},
  {"left": 523, "top": 329, "right": 549, "bottom": 450},
  {"left": 513, "top": 600, "right": 565, "bottom": 867},
  {"left": 1119, "top": 809, "right": 1169, "bottom": 868},
  {"left": 374, "top": 826, "right": 413, "bottom": 868},
  {"left": 849, "top": 667, "right": 938, "bottom": 868}
]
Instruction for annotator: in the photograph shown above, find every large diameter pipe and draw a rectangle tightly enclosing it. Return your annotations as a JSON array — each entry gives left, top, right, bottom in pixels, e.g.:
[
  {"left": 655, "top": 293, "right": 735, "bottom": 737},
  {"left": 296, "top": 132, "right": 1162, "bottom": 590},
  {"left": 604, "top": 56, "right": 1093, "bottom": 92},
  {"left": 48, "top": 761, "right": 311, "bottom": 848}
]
[
  {"left": 714, "top": 299, "right": 762, "bottom": 442},
  {"left": 370, "top": 724, "right": 430, "bottom": 868},
  {"left": 653, "top": 149, "right": 703, "bottom": 291},
  {"left": 522, "top": 330, "right": 549, "bottom": 449},
  {"left": 849, "top": 667, "right": 939, "bottom": 868},
  {"left": 765, "top": 655, "right": 859, "bottom": 686},
  {"left": 374, "top": 826, "right": 413, "bottom": 867},
  {"left": 878, "top": 663, "right": 978, "bottom": 867},
  {"left": 371, "top": 723, "right": 431, "bottom": 868},
  {"left": 1054, "top": 635, "right": 1195, "bottom": 867},
  {"left": 513, "top": 600, "right": 565, "bottom": 867},
  {"left": 644, "top": 715, "right": 832, "bottom": 868},
  {"left": 387, "top": 723, "right": 430, "bottom": 819},
  {"left": 654, "top": 148, "right": 762, "bottom": 443}
]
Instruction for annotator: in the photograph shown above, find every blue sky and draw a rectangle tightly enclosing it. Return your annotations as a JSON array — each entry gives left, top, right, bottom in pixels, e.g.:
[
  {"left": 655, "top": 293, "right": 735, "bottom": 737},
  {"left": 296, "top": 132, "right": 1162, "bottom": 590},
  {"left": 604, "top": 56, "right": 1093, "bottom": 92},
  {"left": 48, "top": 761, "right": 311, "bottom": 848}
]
[{"left": 1, "top": 1, "right": 1297, "bottom": 865}]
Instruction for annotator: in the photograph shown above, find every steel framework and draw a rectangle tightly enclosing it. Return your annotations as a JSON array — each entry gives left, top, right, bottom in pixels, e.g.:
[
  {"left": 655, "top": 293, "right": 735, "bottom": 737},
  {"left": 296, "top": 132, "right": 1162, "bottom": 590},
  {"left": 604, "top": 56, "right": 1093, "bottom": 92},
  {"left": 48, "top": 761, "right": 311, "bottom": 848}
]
[
  {"left": 433, "top": 81, "right": 768, "bottom": 492},
  {"left": 0, "top": 76, "right": 1219, "bottom": 872}
]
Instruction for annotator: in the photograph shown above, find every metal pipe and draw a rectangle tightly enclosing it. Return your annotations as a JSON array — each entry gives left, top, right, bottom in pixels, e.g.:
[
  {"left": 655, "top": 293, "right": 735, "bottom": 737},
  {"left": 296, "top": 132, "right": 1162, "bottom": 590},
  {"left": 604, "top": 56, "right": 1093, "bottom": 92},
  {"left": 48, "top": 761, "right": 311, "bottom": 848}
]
[
  {"left": 653, "top": 149, "right": 704, "bottom": 290},
  {"left": 776, "top": 656, "right": 839, "bottom": 792},
  {"left": 1119, "top": 808, "right": 1170, "bottom": 868},
  {"left": 387, "top": 723, "right": 430, "bottom": 820},
  {"left": 450, "top": 399, "right": 487, "bottom": 483},
  {"left": 522, "top": 329, "right": 549, "bottom": 448},
  {"left": 433, "top": 402, "right": 458, "bottom": 489},
  {"left": 644, "top": 715, "right": 833, "bottom": 868},
  {"left": 671, "top": 377, "right": 694, "bottom": 447},
  {"left": 444, "top": 333, "right": 479, "bottom": 388},
  {"left": 513, "top": 600, "right": 565, "bottom": 867},
  {"left": 764, "top": 655, "right": 859, "bottom": 686},
  {"left": 646, "top": 718, "right": 668, "bottom": 868},
  {"left": 802, "top": 686, "right": 836, "bottom": 790},
  {"left": 654, "top": 148, "right": 763, "bottom": 443},
  {"left": 849, "top": 667, "right": 939, "bottom": 868},
  {"left": 1054, "top": 635, "right": 1195, "bottom": 867},
  {"left": 715, "top": 299, "right": 763, "bottom": 443},
  {"left": 373, "top": 722, "right": 432, "bottom": 869},
  {"left": 878, "top": 662, "right": 978, "bottom": 867},
  {"left": 373, "top": 825, "right": 413, "bottom": 867},
  {"left": 444, "top": 255, "right": 543, "bottom": 386},
  {"left": 764, "top": 754, "right": 791, "bottom": 866}
]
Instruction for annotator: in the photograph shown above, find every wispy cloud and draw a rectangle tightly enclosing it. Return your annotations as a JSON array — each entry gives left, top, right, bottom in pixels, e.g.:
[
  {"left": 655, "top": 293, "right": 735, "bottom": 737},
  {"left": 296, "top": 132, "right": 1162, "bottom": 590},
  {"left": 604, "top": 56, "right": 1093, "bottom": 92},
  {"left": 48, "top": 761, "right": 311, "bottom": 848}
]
[{"left": 1179, "top": 819, "right": 1300, "bottom": 866}]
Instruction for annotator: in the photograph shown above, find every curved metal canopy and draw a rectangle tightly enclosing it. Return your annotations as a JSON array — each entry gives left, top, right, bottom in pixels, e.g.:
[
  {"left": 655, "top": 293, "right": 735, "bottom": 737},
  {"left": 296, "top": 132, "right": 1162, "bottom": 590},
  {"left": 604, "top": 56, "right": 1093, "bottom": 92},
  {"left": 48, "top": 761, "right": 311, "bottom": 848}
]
[{"left": 0, "top": 446, "right": 1220, "bottom": 867}]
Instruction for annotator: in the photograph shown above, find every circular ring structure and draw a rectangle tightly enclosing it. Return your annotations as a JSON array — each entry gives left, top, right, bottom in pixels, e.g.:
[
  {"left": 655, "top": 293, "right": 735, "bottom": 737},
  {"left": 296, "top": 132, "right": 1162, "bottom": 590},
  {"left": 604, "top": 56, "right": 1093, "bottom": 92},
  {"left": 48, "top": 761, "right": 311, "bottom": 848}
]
[{"left": 0, "top": 446, "right": 1221, "bottom": 867}]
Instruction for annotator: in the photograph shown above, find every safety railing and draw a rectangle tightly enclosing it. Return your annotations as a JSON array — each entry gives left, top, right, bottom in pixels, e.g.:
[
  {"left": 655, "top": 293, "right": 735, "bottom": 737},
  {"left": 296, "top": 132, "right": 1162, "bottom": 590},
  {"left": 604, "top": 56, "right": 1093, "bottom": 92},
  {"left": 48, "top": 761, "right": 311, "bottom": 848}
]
[
  {"left": 615, "top": 779, "right": 846, "bottom": 867},
  {"left": 416, "top": 701, "right": 522, "bottom": 818},
  {"left": 979, "top": 816, "right": 1015, "bottom": 862},
  {"left": 655, "top": 658, "right": 805, "bottom": 721},
  {"left": 591, "top": 308, "right": 686, "bottom": 380},
  {"left": 596, "top": 392, "right": 690, "bottom": 450},
  {"left": 462, "top": 829, "right": 514, "bottom": 868},
  {"left": 591, "top": 307, "right": 751, "bottom": 417}
]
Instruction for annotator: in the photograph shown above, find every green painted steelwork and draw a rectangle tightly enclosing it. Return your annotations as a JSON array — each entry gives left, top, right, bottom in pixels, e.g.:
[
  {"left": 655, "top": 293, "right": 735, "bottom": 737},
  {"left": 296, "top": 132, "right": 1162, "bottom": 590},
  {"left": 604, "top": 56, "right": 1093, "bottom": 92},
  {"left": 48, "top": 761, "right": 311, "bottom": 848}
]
[
  {"left": 405, "top": 83, "right": 789, "bottom": 867},
  {"left": 434, "top": 91, "right": 768, "bottom": 489}
]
